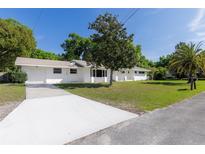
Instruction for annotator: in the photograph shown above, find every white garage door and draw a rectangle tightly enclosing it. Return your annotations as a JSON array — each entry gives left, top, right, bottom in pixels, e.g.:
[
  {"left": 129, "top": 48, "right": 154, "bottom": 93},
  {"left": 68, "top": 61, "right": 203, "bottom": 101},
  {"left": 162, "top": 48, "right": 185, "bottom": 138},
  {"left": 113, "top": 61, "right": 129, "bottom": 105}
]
[{"left": 23, "top": 67, "right": 46, "bottom": 84}]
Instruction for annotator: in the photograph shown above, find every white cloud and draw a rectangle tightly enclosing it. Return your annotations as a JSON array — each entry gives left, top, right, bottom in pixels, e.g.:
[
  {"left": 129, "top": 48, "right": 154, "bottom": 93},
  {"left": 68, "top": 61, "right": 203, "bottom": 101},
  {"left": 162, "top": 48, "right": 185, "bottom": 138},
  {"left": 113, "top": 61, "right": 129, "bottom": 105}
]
[
  {"left": 188, "top": 8, "right": 205, "bottom": 32},
  {"left": 196, "top": 32, "right": 205, "bottom": 37},
  {"left": 187, "top": 9, "right": 205, "bottom": 43}
]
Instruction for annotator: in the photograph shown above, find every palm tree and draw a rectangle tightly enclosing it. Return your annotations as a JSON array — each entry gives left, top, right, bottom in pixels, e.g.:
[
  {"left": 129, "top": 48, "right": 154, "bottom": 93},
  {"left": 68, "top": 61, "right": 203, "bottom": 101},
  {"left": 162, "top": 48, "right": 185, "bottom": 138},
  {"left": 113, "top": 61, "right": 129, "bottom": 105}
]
[
  {"left": 198, "top": 51, "right": 205, "bottom": 76},
  {"left": 169, "top": 42, "right": 204, "bottom": 90}
]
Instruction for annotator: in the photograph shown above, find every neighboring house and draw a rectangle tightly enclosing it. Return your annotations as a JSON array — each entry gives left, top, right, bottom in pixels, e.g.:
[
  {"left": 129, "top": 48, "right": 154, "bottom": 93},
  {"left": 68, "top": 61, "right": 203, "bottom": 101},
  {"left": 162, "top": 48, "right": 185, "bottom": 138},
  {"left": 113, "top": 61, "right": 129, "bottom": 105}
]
[{"left": 15, "top": 57, "right": 150, "bottom": 84}]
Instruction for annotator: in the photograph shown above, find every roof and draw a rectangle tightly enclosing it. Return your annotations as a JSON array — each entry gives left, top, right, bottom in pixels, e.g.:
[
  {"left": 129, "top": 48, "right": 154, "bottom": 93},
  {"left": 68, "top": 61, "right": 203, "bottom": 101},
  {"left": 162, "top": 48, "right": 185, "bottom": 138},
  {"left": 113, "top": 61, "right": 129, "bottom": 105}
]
[
  {"left": 15, "top": 57, "right": 77, "bottom": 68},
  {"left": 71, "top": 60, "right": 92, "bottom": 67},
  {"left": 15, "top": 57, "right": 150, "bottom": 71},
  {"left": 132, "top": 66, "right": 151, "bottom": 72}
]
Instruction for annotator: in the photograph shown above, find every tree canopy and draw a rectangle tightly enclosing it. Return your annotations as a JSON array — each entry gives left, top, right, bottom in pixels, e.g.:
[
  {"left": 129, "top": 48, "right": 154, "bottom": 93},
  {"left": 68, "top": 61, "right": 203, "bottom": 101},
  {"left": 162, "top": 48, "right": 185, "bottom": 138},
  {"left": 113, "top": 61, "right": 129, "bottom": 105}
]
[
  {"left": 61, "top": 33, "right": 93, "bottom": 61},
  {"left": 155, "top": 54, "right": 173, "bottom": 68},
  {"left": 30, "top": 49, "right": 60, "bottom": 60},
  {"left": 0, "top": 18, "right": 36, "bottom": 71},
  {"left": 169, "top": 42, "right": 204, "bottom": 90},
  {"left": 134, "top": 45, "right": 154, "bottom": 68},
  {"left": 89, "top": 13, "right": 137, "bottom": 85}
]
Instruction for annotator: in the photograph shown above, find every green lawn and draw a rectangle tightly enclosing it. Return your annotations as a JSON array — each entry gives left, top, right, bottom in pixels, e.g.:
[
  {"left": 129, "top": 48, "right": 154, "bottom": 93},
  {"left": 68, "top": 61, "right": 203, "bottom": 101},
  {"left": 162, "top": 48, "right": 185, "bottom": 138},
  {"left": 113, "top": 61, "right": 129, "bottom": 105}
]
[
  {"left": 0, "top": 84, "right": 25, "bottom": 106},
  {"left": 57, "top": 80, "right": 205, "bottom": 112}
]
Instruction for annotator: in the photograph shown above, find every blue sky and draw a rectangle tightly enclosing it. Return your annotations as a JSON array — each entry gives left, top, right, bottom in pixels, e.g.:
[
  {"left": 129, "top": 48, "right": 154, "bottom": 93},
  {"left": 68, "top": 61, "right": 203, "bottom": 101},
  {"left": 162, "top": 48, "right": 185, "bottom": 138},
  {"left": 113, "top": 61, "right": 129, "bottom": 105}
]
[{"left": 0, "top": 8, "right": 204, "bottom": 61}]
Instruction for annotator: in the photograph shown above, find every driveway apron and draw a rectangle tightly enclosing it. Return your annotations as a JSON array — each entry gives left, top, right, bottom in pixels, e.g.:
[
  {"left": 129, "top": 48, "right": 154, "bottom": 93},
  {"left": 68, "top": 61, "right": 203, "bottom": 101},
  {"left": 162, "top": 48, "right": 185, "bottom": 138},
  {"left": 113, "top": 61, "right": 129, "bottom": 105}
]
[{"left": 0, "top": 84, "right": 137, "bottom": 144}]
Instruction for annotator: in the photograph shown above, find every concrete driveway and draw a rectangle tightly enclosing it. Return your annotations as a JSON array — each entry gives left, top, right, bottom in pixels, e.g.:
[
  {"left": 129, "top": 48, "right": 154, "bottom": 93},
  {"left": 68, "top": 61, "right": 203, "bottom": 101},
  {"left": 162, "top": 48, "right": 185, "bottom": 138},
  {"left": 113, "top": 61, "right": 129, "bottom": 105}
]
[
  {"left": 71, "top": 92, "right": 205, "bottom": 145},
  {"left": 26, "top": 84, "right": 70, "bottom": 99},
  {"left": 0, "top": 84, "right": 137, "bottom": 144}
]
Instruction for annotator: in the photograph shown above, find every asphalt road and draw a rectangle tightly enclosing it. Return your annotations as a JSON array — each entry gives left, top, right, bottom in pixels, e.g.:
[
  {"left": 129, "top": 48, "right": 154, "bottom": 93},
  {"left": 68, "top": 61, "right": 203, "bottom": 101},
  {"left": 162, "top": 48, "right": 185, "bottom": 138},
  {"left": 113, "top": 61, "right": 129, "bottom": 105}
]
[{"left": 70, "top": 92, "right": 205, "bottom": 145}]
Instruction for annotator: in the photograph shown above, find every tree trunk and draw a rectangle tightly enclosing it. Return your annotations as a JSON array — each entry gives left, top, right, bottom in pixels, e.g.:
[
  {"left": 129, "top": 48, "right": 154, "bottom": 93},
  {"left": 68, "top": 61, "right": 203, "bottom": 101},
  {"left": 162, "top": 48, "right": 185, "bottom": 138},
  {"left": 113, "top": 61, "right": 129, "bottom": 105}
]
[
  {"left": 194, "top": 80, "right": 196, "bottom": 89},
  {"left": 190, "top": 77, "right": 193, "bottom": 90},
  {"left": 109, "top": 69, "right": 113, "bottom": 86}
]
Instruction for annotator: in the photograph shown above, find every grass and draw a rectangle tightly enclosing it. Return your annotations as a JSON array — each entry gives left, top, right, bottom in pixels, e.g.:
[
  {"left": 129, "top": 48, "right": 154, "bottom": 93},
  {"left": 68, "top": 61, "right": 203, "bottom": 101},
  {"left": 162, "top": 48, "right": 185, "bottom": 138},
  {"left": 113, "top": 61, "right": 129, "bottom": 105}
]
[
  {"left": 0, "top": 83, "right": 25, "bottom": 106},
  {"left": 57, "top": 80, "right": 205, "bottom": 112}
]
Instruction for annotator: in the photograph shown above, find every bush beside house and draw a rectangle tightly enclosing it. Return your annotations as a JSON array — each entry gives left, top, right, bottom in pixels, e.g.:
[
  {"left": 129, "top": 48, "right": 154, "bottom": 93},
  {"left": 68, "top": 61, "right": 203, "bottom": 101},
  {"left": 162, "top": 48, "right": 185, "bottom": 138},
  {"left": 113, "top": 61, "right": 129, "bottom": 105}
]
[
  {"left": 0, "top": 72, "right": 7, "bottom": 83},
  {"left": 0, "top": 68, "right": 27, "bottom": 83},
  {"left": 7, "top": 70, "right": 27, "bottom": 83}
]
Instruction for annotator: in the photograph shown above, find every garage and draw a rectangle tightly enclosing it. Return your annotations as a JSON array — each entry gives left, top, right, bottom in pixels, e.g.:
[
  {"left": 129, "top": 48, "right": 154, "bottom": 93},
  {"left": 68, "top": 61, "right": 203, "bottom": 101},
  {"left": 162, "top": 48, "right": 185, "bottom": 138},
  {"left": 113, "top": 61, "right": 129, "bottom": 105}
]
[{"left": 22, "top": 66, "right": 47, "bottom": 84}]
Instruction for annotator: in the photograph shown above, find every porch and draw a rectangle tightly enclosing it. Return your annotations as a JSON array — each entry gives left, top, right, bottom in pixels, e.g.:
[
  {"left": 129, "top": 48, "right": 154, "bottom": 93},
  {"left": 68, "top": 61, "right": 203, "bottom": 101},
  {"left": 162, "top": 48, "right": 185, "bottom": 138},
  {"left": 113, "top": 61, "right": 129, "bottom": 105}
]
[{"left": 90, "top": 68, "right": 108, "bottom": 83}]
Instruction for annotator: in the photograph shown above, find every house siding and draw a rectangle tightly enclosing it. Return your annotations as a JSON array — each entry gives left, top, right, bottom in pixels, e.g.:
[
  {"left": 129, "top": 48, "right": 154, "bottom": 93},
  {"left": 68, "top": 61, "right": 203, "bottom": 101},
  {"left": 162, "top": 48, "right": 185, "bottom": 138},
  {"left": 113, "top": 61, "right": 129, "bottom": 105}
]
[
  {"left": 22, "top": 66, "right": 88, "bottom": 84},
  {"left": 21, "top": 66, "right": 148, "bottom": 84}
]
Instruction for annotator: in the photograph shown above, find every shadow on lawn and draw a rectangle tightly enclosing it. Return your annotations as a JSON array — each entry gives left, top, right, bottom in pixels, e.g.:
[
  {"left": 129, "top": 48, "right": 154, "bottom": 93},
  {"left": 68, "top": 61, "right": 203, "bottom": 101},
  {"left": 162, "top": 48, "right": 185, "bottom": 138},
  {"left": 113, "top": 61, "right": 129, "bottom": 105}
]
[
  {"left": 56, "top": 83, "right": 109, "bottom": 89},
  {"left": 177, "top": 88, "right": 188, "bottom": 91},
  {"left": 0, "top": 83, "right": 25, "bottom": 87},
  {"left": 143, "top": 81, "right": 186, "bottom": 86}
]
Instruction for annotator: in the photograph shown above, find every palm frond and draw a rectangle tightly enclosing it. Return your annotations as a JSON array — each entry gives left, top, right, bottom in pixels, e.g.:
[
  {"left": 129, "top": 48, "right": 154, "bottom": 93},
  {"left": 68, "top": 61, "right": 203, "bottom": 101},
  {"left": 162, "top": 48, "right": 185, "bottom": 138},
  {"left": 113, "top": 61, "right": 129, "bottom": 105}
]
[{"left": 169, "top": 41, "right": 204, "bottom": 77}]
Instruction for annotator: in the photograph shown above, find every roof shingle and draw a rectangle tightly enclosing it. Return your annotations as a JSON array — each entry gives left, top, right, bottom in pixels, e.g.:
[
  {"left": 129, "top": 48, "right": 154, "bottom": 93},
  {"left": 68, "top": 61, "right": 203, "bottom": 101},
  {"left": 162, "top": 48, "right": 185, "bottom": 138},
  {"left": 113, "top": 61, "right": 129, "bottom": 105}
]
[{"left": 15, "top": 57, "right": 76, "bottom": 68}]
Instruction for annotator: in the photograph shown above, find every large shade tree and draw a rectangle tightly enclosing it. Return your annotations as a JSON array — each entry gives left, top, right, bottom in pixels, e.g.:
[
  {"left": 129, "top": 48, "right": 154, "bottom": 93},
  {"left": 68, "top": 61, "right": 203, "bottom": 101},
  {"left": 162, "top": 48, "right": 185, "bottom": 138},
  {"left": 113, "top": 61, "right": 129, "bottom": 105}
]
[
  {"left": 134, "top": 45, "right": 154, "bottom": 68},
  {"left": 169, "top": 42, "right": 204, "bottom": 90},
  {"left": 31, "top": 49, "right": 60, "bottom": 60},
  {"left": 89, "top": 13, "right": 137, "bottom": 86},
  {"left": 155, "top": 54, "right": 173, "bottom": 68},
  {"left": 0, "top": 18, "right": 36, "bottom": 71},
  {"left": 61, "top": 33, "right": 93, "bottom": 61}
]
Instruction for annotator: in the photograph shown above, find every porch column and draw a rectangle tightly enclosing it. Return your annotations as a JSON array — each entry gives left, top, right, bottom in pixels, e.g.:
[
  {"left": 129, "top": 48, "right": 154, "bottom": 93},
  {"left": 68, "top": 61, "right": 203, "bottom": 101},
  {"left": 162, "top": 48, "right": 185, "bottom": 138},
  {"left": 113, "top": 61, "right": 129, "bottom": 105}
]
[
  {"left": 91, "top": 77, "right": 94, "bottom": 83},
  {"left": 90, "top": 68, "right": 94, "bottom": 83},
  {"left": 124, "top": 76, "right": 127, "bottom": 81},
  {"left": 104, "top": 77, "right": 107, "bottom": 82},
  {"left": 115, "top": 75, "right": 118, "bottom": 81}
]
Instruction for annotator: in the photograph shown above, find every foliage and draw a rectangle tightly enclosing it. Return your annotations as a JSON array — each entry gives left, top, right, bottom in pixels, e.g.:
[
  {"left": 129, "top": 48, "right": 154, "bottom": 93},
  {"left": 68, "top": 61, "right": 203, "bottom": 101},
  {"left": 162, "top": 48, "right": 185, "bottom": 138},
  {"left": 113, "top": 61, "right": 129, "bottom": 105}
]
[
  {"left": 61, "top": 33, "right": 93, "bottom": 61},
  {"left": 153, "top": 67, "right": 167, "bottom": 80},
  {"left": 147, "top": 67, "right": 157, "bottom": 80},
  {"left": 198, "top": 51, "right": 205, "bottom": 76},
  {"left": 89, "top": 13, "right": 136, "bottom": 85},
  {"left": 31, "top": 49, "right": 60, "bottom": 60},
  {"left": 134, "top": 45, "right": 154, "bottom": 68},
  {"left": 147, "top": 54, "right": 173, "bottom": 80},
  {"left": 6, "top": 67, "right": 27, "bottom": 83},
  {"left": 169, "top": 42, "right": 204, "bottom": 90},
  {"left": 0, "top": 18, "right": 36, "bottom": 71},
  {"left": 170, "top": 42, "right": 203, "bottom": 76},
  {"left": 155, "top": 54, "right": 173, "bottom": 68}
]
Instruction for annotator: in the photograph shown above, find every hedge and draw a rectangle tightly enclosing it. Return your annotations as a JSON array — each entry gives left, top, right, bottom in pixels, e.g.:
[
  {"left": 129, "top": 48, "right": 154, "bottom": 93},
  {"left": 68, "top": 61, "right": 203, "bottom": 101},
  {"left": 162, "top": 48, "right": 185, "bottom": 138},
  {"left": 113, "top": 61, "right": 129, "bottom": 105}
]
[{"left": 7, "top": 71, "right": 27, "bottom": 83}]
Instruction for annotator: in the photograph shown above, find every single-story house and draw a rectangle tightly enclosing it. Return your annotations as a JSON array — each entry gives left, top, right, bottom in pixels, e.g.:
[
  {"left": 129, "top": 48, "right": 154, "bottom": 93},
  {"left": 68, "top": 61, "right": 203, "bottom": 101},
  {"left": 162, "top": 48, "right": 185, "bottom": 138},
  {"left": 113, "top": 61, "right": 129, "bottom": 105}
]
[{"left": 15, "top": 57, "right": 150, "bottom": 84}]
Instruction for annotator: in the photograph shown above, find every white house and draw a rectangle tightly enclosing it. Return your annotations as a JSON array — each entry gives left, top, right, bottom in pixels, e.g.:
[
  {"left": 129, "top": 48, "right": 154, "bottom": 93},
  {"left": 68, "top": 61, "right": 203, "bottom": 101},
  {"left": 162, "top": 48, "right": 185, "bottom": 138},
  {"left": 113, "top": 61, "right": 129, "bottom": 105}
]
[{"left": 15, "top": 57, "right": 150, "bottom": 84}]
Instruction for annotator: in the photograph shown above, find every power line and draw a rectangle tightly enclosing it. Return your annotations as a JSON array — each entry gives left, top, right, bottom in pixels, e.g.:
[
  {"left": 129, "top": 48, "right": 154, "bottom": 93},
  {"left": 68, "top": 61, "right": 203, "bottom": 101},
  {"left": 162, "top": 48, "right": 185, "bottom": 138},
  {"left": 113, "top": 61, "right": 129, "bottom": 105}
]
[
  {"left": 122, "top": 8, "right": 140, "bottom": 25},
  {"left": 33, "top": 9, "right": 44, "bottom": 32},
  {"left": 121, "top": 8, "right": 135, "bottom": 23}
]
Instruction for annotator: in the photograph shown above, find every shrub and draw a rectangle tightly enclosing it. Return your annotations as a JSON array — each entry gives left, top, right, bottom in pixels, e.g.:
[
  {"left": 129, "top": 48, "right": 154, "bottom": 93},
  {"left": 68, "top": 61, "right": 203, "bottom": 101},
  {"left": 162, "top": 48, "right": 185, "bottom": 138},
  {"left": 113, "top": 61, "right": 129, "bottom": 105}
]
[
  {"left": 153, "top": 67, "right": 167, "bottom": 80},
  {"left": 7, "top": 70, "right": 27, "bottom": 83},
  {"left": 8, "top": 71, "right": 27, "bottom": 83}
]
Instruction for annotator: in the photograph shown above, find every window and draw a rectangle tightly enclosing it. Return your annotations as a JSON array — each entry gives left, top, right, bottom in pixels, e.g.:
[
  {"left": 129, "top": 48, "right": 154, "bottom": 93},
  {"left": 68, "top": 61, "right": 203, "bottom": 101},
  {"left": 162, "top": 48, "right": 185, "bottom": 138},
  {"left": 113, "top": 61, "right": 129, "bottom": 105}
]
[
  {"left": 70, "top": 69, "right": 77, "bottom": 74},
  {"left": 92, "top": 69, "right": 107, "bottom": 77},
  {"left": 139, "top": 71, "right": 145, "bottom": 74},
  {"left": 53, "top": 68, "right": 62, "bottom": 74},
  {"left": 135, "top": 71, "right": 138, "bottom": 74},
  {"left": 121, "top": 71, "right": 125, "bottom": 74},
  {"left": 97, "top": 70, "right": 102, "bottom": 77}
]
